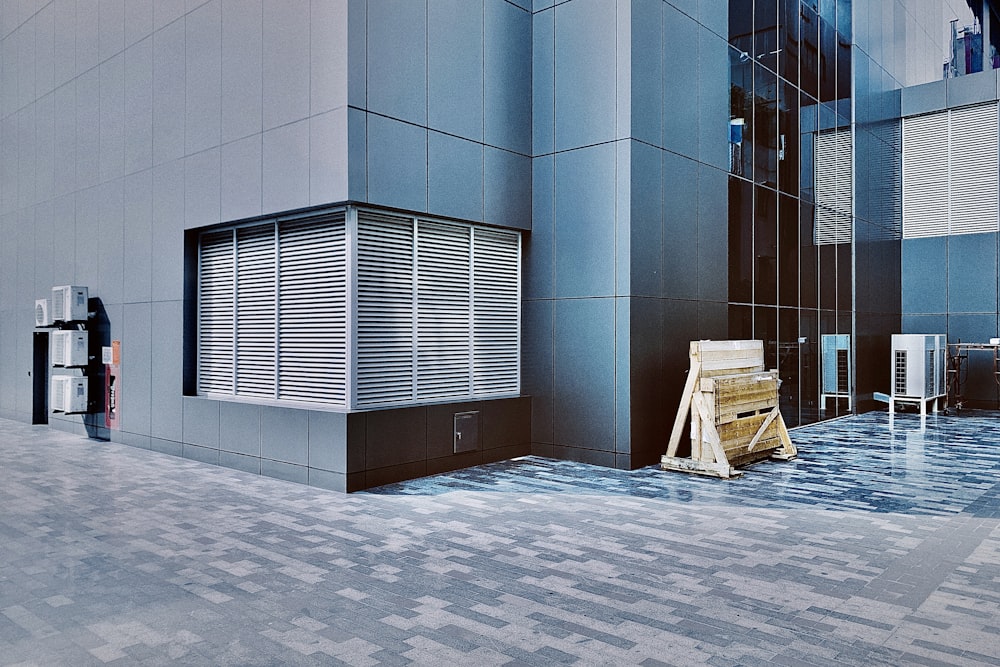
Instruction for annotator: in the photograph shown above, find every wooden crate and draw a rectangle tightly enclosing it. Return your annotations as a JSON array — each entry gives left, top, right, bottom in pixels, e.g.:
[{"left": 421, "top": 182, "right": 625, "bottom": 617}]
[{"left": 661, "top": 340, "right": 796, "bottom": 478}]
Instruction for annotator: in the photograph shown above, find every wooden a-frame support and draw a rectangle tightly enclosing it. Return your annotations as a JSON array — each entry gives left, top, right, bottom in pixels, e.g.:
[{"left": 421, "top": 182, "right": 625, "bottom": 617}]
[{"left": 661, "top": 340, "right": 797, "bottom": 478}]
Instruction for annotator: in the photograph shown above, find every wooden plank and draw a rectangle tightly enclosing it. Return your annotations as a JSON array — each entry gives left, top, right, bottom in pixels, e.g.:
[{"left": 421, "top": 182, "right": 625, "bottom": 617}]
[
  {"left": 665, "top": 359, "right": 701, "bottom": 458},
  {"left": 660, "top": 455, "right": 739, "bottom": 479},
  {"left": 745, "top": 407, "right": 781, "bottom": 453},
  {"left": 692, "top": 393, "right": 729, "bottom": 469}
]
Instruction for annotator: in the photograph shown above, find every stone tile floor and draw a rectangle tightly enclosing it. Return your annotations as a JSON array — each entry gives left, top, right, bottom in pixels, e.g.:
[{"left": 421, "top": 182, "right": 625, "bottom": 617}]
[{"left": 0, "top": 410, "right": 998, "bottom": 666}]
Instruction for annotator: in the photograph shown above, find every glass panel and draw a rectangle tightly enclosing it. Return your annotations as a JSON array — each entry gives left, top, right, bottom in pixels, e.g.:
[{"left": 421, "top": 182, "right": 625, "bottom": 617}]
[
  {"left": 800, "top": 93, "right": 819, "bottom": 203},
  {"left": 837, "top": 0, "right": 851, "bottom": 41},
  {"left": 778, "top": 307, "right": 801, "bottom": 426},
  {"left": 730, "top": 45, "right": 755, "bottom": 178},
  {"left": 799, "top": 308, "right": 819, "bottom": 425},
  {"left": 728, "top": 303, "right": 753, "bottom": 340},
  {"left": 836, "top": 30, "right": 851, "bottom": 101},
  {"left": 800, "top": 4, "right": 819, "bottom": 99},
  {"left": 778, "top": 81, "right": 800, "bottom": 196},
  {"left": 754, "top": 63, "right": 778, "bottom": 187},
  {"left": 818, "top": 15, "right": 837, "bottom": 102},
  {"left": 754, "top": 186, "right": 778, "bottom": 305},
  {"left": 728, "top": 176, "right": 754, "bottom": 303},
  {"left": 779, "top": 193, "right": 799, "bottom": 306},
  {"left": 754, "top": 305, "right": 778, "bottom": 370},
  {"left": 819, "top": 243, "right": 837, "bottom": 310},
  {"left": 800, "top": 200, "right": 818, "bottom": 308},
  {"left": 779, "top": 0, "right": 799, "bottom": 85},
  {"left": 755, "top": 0, "right": 779, "bottom": 72}
]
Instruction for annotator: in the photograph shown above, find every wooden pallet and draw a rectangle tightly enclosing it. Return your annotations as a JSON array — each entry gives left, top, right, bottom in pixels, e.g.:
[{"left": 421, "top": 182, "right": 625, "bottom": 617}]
[{"left": 661, "top": 340, "right": 797, "bottom": 478}]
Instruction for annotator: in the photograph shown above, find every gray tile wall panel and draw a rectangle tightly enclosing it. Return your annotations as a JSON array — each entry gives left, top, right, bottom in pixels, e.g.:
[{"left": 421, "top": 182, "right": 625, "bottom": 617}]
[
  {"left": 221, "top": 0, "right": 262, "bottom": 144},
  {"left": 553, "top": 297, "right": 616, "bottom": 453},
  {"left": 532, "top": 8, "right": 554, "bottom": 157},
  {"left": 261, "top": 406, "right": 309, "bottom": 466},
  {"left": 367, "top": 0, "right": 426, "bottom": 126},
  {"left": 662, "top": 4, "right": 699, "bottom": 158},
  {"left": 99, "top": 0, "right": 125, "bottom": 62},
  {"left": 150, "top": 301, "right": 184, "bottom": 442},
  {"left": 123, "top": 37, "right": 153, "bottom": 175},
  {"left": 262, "top": 120, "right": 310, "bottom": 215},
  {"left": 124, "top": 0, "right": 153, "bottom": 48},
  {"left": 262, "top": 0, "right": 310, "bottom": 131},
  {"left": 121, "top": 302, "right": 152, "bottom": 435},
  {"left": 902, "top": 236, "right": 947, "bottom": 314},
  {"left": 428, "top": 131, "right": 484, "bottom": 222},
  {"left": 307, "top": 410, "right": 348, "bottom": 473},
  {"left": 631, "top": 0, "right": 663, "bottom": 148},
  {"left": 220, "top": 135, "right": 263, "bottom": 222},
  {"left": 630, "top": 141, "right": 661, "bottom": 297},
  {"left": 948, "top": 233, "right": 998, "bottom": 314},
  {"left": 220, "top": 402, "right": 261, "bottom": 457},
  {"left": 220, "top": 451, "right": 261, "bottom": 475},
  {"left": 184, "top": 148, "right": 221, "bottom": 229},
  {"left": 261, "top": 459, "right": 308, "bottom": 485},
  {"left": 152, "top": 20, "right": 185, "bottom": 166},
  {"left": 310, "top": 0, "right": 348, "bottom": 116},
  {"left": 150, "top": 161, "right": 184, "bottom": 301},
  {"left": 662, "top": 151, "right": 699, "bottom": 300},
  {"left": 554, "top": 0, "right": 616, "bottom": 152},
  {"left": 309, "top": 109, "right": 350, "bottom": 206},
  {"left": 99, "top": 54, "right": 126, "bottom": 184},
  {"left": 185, "top": 1, "right": 222, "bottom": 156},
  {"left": 484, "top": 0, "right": 530, "bottom": 155},
  {"left": 697, "top": 164, "right": 728, "bottom": 301},
  {"left": 554, "top": 142, "right": 616, "bottom": 298},
  {"left": 428, "top": 0, "right": 484, "bottom": 143},
  {"left": 484, "top": 147, "right": 530, "bottom": 229},
  {"left": 182, "top": 397, "right": 220, "bottom": 449},
  {"left": 367, "top": 114, "right": 427, "bottom": 212},
  {"left": 98, "top": 179, "right": 125, "bottom": 305},
  {"left": 526, "top": 155, "right": 554, "bottom": 299},
  {"left": 122, "top": 170, "right": 153, "bottom": 303}
]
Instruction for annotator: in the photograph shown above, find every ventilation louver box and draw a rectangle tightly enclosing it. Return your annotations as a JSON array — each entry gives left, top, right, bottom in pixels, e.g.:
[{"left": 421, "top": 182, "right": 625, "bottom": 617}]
[
  {"left": 891, "top": 334, "right": 946, "bottom": 399},
  {"left": 51, "top": 285, "right": 89, "bottom": 322},
  {"left": 35, "top": 299, "right": 53, "bottom": 327},
  {"left": 50, "top": 375, "right": 88, "bottom": 413},
  {"left": 51, "top": 331, "right": 89, "bottom": 367}
]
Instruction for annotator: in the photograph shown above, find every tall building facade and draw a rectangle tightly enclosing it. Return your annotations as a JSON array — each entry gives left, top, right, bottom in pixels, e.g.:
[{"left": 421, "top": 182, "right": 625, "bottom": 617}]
[{"left": 1, "top": 1, "right": 998, "bottom": 490}]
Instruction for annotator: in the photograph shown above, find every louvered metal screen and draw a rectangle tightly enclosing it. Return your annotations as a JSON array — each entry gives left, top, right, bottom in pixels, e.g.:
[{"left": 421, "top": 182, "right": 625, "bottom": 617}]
[
  {"left": 354, "top": 211, "right": 521, "bottom": 409},
  {"left": 198, "top": 230, "right": 235, "bottom": 394},
  {"left": 472, "top": 228, "right": 520, "bottom": 395},
  {"left": 903, "top": 112, "right": 949, "bottom": 238},
  {"left": 356, "top": 213, "right": 416, "bottom": 406},
  {"left": 278, "top": 214, "right": 347, "bottom": 404},
  {"left": 903, "top": 103, "right": 999, "bottom": 239},
  {"left": 950, "top": 103, "right": 999, "bottom": 236},
  {"left": 814, "top": 128, "right": 852, "bottom": 245},
  {"left": 198, "top": 207, "right": 520, "bottom": 410},
  {"left": 235, "top": 224, "right": 277, "bottom": 397},
  {"left": 416, "top": 221, "right": 472, "bottom": 401},
  {"left": 198, "top": 215, "right": 348, "bottom": 406}
]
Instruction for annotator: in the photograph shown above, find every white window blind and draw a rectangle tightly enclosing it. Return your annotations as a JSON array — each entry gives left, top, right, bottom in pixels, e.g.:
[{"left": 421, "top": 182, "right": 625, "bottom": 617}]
[
  {"left": 814, "top": 128, "right": 853, "bottom": 245},
  {"left": 197, "top": 207, "right": 520, "bottom": 409},
  {"left": 903, "top": 103, "right": 999, "bottom": 239}
]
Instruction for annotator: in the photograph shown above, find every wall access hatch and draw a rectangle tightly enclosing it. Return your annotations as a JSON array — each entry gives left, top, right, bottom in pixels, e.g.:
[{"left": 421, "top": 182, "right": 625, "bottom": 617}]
[{"left": 454, "top": 411, "right": 480, "bottom": 453}]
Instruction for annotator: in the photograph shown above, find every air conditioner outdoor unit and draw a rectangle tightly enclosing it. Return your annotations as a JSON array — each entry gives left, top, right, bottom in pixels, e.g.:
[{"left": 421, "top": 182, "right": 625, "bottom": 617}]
[
  {"left": 891, "top": 334, "right": 946, "bottom": 399},
  {"left": 51, "top": 330, "right": 89, "bottom": 367},
  {"left": 35, "top": 299, "right": 53, "bottom": 327},
  {"left": 50, "top": 375, "right": 88, "bottom": 413},
  {"left": 51, "top": 285, "right": 89, "bottom": 322}
]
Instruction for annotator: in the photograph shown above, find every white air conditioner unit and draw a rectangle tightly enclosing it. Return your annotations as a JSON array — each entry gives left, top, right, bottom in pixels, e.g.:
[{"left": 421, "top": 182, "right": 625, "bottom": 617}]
[
  {"left": 50, "top": 375, "right": 88, "bottom": 413},
  {"left": 51, "top": 330, "right": 89, "bottom": 367},
  {"left": 35, "top": 299, "right": 53, "bottom": 327},
  {"left": 891, "top": 334, "right": 946, "bottom": 399},
  {"left": 51, "top": 285, "right": 89, "bottom": 322}
]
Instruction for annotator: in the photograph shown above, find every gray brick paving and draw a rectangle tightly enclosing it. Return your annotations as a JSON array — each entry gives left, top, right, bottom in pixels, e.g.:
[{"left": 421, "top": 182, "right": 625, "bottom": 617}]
[{"left": 1, "top": 411, "right": 999, "bottom": 664}]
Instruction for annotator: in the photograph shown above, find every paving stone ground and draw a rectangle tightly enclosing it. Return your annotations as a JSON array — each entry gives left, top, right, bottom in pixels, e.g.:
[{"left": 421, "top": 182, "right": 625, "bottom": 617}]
[{"left": 1, "top": 410, "right": 999, "bottom": 666}]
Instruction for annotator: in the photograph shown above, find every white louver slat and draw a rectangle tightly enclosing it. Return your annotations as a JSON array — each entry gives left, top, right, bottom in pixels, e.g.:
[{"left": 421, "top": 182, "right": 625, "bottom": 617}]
[
  {"left": 198, "top": 230, "right": 235, "bottom": 394},
  {"left": 814, "top": 129, "right": 852, "bottom": 245},
  {"left": 235, "top": 224, "right": 276, "bottom": 397},
  {"left": 903, "top": 112, "right": 949, "bottom": 239},
  {"left": 949, "top": 103, "right": 999, "bottom": 236},
  {"left": 278, "top": 215, "right": 347, "bottom": 405},
  {"left": 416, "top": 221, "right": 472, "bottom": 401},
  {"left": 472, "top": 228, "right": 520, "bottom": 395},
  {"left": 356, "top": 213, "right": 415, "bottom": 406}
]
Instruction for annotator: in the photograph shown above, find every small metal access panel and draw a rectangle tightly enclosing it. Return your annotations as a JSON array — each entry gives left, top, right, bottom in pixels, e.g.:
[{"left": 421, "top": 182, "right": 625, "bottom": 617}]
[{"left": 454, "top": 411, "right": 480, "bottom": 453}]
